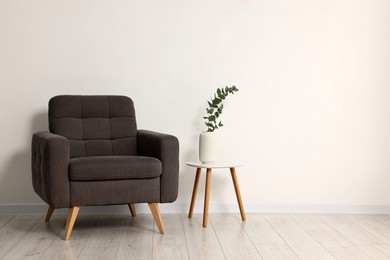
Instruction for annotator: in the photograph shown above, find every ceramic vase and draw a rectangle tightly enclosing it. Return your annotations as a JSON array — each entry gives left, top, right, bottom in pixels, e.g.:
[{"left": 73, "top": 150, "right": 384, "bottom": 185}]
[{"left": 199, "top": 132, "right": 217, "bottom": 163}]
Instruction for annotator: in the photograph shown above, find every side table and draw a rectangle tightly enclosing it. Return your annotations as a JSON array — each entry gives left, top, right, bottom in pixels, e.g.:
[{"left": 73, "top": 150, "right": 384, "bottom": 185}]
[{"left": 186, "top": 161, "right": 246, "bottom": 227}]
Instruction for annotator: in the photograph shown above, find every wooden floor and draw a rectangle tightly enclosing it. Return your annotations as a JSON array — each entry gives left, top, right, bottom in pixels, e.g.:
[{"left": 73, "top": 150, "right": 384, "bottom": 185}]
[{"left": 1, "top": 213, "right": 390, "bottom": 259}]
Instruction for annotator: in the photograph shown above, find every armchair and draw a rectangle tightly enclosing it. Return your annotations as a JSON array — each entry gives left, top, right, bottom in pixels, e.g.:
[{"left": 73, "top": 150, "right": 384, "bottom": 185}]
[{"left": 31, "top": 95, "right": 179, "bottom": 240}]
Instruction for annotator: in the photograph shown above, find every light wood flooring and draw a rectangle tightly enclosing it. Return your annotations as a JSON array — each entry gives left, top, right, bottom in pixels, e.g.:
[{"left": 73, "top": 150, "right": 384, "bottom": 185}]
[{"left": 1, "top": 213, "right": 390, "bottom": 259}]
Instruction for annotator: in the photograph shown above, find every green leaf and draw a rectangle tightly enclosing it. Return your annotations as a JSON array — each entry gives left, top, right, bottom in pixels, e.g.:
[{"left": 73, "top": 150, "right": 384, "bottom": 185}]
[
  {"left": 213, "top": 98, "right": 222, "bottom": 105},
  {"left": 229, "top": 86, "right": 237, "bottom": 93},
  {"left": 218, "top": 89, "right": 226, "bottom": 99},
  {"left": 207, "top": 108, "right": 214, "bottom": 114},
  {"left": 217, "top": 103, "right": 223, "bottom": 114},
  {"left": 203, "top": 86, "right": 238, "bottom": 130}
]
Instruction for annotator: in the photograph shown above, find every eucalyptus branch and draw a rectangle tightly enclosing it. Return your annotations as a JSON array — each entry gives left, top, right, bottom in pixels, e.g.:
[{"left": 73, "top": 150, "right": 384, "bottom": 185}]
[{"left": 203, "top": 85, "right": 239, "bottom": 132}]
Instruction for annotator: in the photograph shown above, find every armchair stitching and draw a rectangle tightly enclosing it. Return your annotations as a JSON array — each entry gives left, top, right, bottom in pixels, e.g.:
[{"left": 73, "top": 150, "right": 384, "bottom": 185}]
[
  {"left": 80, "top": 96, "right": 87, "bottom": 157},
  {"left": 107, "top": 96, "right": 114, "bottom": 155}
]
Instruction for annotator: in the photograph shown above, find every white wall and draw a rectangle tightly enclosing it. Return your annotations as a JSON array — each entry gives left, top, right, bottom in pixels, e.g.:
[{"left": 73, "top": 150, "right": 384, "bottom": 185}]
[{"left": 1, "top": 0, "right": 390, "bottom": 213}]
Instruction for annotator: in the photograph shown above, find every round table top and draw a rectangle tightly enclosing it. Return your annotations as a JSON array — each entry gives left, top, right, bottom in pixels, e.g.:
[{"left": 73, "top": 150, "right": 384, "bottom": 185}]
[{"left": 185, "top": 161, "right": 242, "bottom": 169}]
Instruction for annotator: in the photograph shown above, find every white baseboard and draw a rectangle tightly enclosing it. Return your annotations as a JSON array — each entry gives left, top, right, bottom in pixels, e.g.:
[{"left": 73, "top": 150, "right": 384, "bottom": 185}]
[{"left": 1, "top": 203, "right": 390, "bottom": 214}]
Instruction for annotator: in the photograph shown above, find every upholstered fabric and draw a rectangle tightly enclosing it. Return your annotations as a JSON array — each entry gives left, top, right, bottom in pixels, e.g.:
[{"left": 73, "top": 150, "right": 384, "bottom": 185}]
[
  {"left": 49, "top": 95, "right": 137, "bottom": 158},
  {"left": 31, "top": 131, "right": 70, "bottom": 208},
  {"left": 138, "top": 130, "right": 179, "bottom": 203},
  {"left": 31, "top": 95, "right": 180, "bottom": 209},
  {"left": 70, "top": 178, "right": 160, "bottom": 206},
  {"left": 69, "top": 156, "right": 162, "bottom": 181}
]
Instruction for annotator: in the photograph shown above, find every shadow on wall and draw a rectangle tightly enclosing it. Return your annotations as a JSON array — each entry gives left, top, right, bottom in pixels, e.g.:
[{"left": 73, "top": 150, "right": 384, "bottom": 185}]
[{"left": 0, "top": 111, "right": 48, "bottom": 204}]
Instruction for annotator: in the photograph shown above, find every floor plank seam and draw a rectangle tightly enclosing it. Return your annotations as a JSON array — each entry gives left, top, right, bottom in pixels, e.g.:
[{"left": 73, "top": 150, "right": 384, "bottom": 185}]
[
  {"left": 289, "top": 214, "right": 337, "bottom": 260},
  {"left": 4, "top": 214, "right": 390, "bottom": 260},
  {"left": 263, "top": 215, "right": 302, "bottom": 260},
  {"left": 234, "top": 214, "right": 264, "bottom": 260},
  {"left": 114, "top": 215, "right": 128, "bottom": 260},
  {"left": 345, "top": 215, "right": 390, "bottom": 248},
  {"left": 345, "top": 216, "right": 389, "bottom": 259},
  {"left": 2, "top": 215, "right": 42, "bottom": 259},
  {"left": 77, "top": 214, "right": 102, "bottom": 259},
  {"left": 319, "top": 214, "right": 379, "bottom": 259},
  {"left": 39, "top": 217, "right": 68, "bottom": 259},
  {"left": 180, "top": 214, "right": 191, "bottom": 260},
  {"left": 316, "top": 215, "right": 375, "bottom": 260},
  {"left": 375, "top": 215, "right": 390, "bottom": 228},
  {"left": 0, "top": 215, "right": 16, "bottom": 230},
  {"left": 151, "top": 215, "right": 155, "bottom": 260},
  {"left": 208, "top": 215, "right": 228, "bottom": 260},
  {"left": 76, "top": 214, "right": 99, "bottom": 260},
  {"left": 115, "top": 215, "right": 128, "bottom": 259}
]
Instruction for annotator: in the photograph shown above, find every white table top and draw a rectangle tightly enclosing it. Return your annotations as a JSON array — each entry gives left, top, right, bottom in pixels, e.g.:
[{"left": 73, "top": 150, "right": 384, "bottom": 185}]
[{"left": 185, "top": 161, "right": 242, "bottom": 169}]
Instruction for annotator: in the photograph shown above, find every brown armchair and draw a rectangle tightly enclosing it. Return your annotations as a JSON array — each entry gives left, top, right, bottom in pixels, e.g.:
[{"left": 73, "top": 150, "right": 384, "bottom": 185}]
[{"left": 31, "top": 95, "right": 179, "bottom": 240}]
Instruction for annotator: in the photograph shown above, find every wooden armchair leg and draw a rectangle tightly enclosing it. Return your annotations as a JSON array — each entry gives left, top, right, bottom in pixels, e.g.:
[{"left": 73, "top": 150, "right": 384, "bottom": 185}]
[
  {"left": 128, "top": 204, "right": 136, "bottom": 217},
  {"left": 148, "top": 203, "right": 164, "bottom": 234},
  {"left": 45, "top": 206, "right": 55, "bottom": 222},
  {"left": 64, "top": 206, "right": 80, "bottom": 240}
]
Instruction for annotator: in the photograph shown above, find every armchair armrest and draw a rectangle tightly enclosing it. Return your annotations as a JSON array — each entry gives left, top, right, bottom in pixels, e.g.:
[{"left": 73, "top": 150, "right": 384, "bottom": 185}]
[
  {"left": 31, "top": 131, "right": 70, "bottom": 208},
  {"left": 137, "top": 130, "right": 179, "bottom": 203}
]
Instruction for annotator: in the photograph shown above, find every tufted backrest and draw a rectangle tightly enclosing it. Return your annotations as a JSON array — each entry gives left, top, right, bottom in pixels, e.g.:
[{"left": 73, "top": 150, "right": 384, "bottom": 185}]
[{"left": 49, "top": 95, "right": 137, "bottom": 159}]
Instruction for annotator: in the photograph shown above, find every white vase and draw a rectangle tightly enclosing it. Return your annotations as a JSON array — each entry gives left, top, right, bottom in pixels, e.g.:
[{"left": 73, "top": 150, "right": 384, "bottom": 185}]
[{"left": 199, "top": 132, "right": 217, "bottom": 163}]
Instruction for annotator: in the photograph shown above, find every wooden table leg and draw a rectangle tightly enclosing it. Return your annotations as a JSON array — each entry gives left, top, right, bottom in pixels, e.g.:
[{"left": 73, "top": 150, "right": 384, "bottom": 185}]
[
  {"left": 230, "top": 167, "right": 246, "bottom": 221},
  {"left": 203, "top": 168, "right": 212, "bottom": 227},
  {"left": 188, "top": 168, "right": 202, "bottom": 218}
]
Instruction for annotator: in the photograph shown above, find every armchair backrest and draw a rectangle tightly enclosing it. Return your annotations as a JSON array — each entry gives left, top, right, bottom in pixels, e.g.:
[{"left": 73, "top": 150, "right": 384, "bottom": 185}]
[{"left": 49, "top": 95, "right": 137, "bottom": 158}]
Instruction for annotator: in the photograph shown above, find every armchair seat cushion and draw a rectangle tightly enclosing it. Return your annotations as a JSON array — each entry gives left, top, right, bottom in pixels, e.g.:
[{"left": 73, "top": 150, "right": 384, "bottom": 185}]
[{"left": 69, "top": 156, "right": 162, "bottom": 181}]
